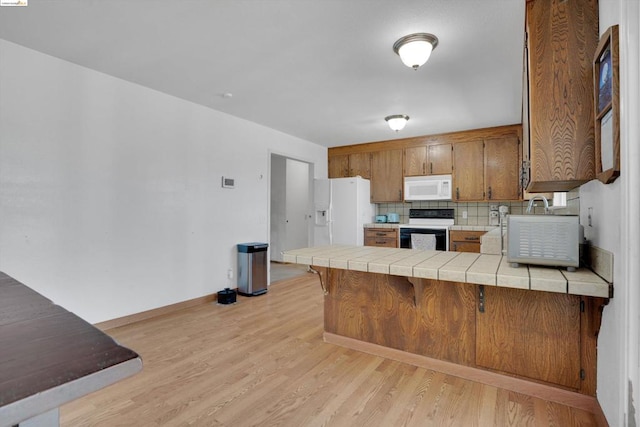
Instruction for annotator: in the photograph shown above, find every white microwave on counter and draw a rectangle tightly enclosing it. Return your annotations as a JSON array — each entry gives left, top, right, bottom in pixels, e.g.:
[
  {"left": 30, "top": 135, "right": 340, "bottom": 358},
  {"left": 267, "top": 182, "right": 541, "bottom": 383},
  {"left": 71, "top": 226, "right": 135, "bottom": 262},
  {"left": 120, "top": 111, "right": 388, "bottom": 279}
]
[{"left": 404, "top": 175, "right": 452, "bottom": 201}]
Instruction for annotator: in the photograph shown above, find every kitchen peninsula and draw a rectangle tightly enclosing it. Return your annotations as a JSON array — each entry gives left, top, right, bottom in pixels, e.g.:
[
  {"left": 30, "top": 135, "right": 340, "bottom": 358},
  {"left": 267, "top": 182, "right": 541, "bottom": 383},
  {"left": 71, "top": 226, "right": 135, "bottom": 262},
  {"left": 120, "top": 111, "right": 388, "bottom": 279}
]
[{"left": 283, "top": 245, "right": 611, "bottom": 412}]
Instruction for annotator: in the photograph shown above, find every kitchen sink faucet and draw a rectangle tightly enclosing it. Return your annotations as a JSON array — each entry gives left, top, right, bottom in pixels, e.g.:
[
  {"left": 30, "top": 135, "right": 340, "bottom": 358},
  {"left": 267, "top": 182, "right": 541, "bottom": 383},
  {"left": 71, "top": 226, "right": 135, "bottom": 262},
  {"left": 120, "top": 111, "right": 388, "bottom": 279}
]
[{"left": 526, "top": 195, "right": 549, "bottom": 214}]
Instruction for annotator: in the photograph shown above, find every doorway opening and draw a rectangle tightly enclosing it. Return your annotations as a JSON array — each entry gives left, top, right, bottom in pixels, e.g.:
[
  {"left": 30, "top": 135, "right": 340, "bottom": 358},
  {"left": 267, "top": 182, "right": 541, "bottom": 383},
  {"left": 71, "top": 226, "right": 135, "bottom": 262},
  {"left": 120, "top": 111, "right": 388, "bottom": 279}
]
[{"left": 269, "top": 154, "right": 313, "bottom": 263}]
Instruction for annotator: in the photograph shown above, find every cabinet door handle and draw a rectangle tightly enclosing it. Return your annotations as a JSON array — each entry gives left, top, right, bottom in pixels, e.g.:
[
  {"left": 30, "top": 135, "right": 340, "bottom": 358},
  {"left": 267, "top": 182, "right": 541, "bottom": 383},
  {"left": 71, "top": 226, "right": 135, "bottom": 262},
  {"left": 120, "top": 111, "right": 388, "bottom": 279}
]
[
  {"left": 376, "top": 232, "right": 386, "bottom": 236},
  {"left": 423, "top": 162, "right": 426, "bottom": 174},
  {"left": 478, "top": 285, "right": 485, "bottom": 313},
  {"left": 464, "top": 236, "right": 480, "bottom": 241},
  {"left": 453, "top": 243, "right": 457, "bottom": 251},
  {"left": 456, "top": 187, "right": 460, "bottom": 200},
  {"left": 398, "top": 189, "right": 402, "bottom": 200},
  {"left": 430, "top": 163, "right": 433, "bottom": 174},
  {"left": 488, "top": 186, "right": 492, "bottom": 199}
]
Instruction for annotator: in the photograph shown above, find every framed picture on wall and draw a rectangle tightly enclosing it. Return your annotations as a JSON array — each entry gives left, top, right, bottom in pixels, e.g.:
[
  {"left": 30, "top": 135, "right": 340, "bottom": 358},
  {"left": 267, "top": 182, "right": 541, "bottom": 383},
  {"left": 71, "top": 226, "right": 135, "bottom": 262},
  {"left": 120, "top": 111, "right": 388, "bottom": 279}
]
[{"left": 593, "top": 25, "right": 620, "bottom": 184}]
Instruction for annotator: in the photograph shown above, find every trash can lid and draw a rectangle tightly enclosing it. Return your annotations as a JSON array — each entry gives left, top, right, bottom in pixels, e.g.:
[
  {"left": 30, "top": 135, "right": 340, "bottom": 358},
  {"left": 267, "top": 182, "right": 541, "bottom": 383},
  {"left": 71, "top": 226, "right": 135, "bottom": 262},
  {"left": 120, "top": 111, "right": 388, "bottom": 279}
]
[{"left": 237, "top": 242, "right": 269, "bottom": 252}]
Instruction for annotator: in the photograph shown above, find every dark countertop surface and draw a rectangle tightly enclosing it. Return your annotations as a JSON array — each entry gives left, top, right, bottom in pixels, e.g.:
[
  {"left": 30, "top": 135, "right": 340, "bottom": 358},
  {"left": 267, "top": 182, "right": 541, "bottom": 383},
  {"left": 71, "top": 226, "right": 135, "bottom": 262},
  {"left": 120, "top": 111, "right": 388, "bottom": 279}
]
[{"left": 0, "top": 272, "right": 141, "bottom": 425}]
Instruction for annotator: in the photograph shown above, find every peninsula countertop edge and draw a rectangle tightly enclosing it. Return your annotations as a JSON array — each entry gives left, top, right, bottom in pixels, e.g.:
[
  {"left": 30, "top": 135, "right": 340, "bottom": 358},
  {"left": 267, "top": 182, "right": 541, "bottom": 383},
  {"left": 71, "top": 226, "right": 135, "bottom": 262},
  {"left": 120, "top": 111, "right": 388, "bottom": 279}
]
[{"left": 282, "top": 245, "right": 611, "bottom": 298}]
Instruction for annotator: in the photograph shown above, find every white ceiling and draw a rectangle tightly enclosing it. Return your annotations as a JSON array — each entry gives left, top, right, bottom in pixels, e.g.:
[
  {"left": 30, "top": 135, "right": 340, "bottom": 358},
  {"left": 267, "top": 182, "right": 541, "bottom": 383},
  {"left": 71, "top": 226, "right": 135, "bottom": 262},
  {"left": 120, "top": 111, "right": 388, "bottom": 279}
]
[{"left": 0, "top": 0, "right": 526, "bottom": 148}]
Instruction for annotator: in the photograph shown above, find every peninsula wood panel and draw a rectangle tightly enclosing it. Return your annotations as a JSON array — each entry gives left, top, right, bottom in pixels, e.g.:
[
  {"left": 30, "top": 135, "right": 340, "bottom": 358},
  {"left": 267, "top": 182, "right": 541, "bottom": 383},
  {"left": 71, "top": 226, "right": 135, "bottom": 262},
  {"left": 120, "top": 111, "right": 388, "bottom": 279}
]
[
  {"left": 476, "top": 286, "right": 581, "bottom": 390},
  {"left": 581, "top": 296, "right": 608, "bottom": 396},
  {"left": 320, "top": 267, "right": 602, "bottom": 395},
  {"left": 526, "top": 0, "right": 598, "bottom": 191},
  {"left": 324, "top": 270, "right": 476, "bottom": 365}
]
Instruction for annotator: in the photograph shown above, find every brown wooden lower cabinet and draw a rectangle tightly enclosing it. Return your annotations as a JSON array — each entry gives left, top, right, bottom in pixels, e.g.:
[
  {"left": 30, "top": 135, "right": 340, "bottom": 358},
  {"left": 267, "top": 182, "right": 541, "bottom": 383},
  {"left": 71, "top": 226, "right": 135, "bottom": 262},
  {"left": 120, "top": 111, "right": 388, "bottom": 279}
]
[
  {"left": 319, "top": 268, "right": 606, "bottom": 396},
  {"left": 364, "top": 228, "right": 398, "bottom": 248},
  {"left": 476, "top": 286, "right": 581, "bottom": 389},
  {"left": 450, "top": 230, "right": 486, "bottom": 252}
]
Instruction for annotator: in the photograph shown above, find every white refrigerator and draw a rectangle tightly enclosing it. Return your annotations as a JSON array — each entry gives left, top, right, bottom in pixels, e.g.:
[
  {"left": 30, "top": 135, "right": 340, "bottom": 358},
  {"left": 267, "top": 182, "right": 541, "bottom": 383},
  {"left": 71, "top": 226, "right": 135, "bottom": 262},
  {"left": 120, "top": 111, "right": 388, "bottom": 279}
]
[{"left": 313, "top": 177, "right": 375, "bottom": 246}]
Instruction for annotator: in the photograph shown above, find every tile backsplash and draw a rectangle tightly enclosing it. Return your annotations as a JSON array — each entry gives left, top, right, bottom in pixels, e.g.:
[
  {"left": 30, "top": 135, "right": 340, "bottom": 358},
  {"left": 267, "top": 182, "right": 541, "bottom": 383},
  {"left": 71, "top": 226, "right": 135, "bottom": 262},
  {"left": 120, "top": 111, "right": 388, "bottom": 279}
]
[{"left": 376, "top": 190, "right": 580, "bottom": 225}]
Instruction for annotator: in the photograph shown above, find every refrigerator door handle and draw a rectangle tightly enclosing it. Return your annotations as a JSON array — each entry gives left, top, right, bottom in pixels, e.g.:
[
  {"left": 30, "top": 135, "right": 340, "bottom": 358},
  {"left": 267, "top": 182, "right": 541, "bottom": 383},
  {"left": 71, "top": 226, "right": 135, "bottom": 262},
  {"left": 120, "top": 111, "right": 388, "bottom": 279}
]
[{"left": 328, "top": 203, "right": 333, "bottom": 245}]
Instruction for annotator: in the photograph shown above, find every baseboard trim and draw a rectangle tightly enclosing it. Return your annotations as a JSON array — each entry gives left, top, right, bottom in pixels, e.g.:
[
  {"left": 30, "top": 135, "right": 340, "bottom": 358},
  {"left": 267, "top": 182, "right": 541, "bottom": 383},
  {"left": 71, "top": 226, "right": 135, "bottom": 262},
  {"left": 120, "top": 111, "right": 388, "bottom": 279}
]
[
  {"left": 94, "top": 293, "right": 218, "bottom": 331},
  {"left": 324, "top": 332, "right": 603, "bottom": 416}
]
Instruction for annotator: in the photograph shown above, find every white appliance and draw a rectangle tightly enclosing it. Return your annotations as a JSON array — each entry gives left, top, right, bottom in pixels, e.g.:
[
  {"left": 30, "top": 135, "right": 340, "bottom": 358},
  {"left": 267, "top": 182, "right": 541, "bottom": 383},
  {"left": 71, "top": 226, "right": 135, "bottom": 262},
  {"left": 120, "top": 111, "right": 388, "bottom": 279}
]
[
  {"left": 404, "top": 175, "right": 452, "bottom": 201},
  {"left": 314, "top": 177, "right": 375, "bottom": 246},
  {"left": 399, "top": 208, "right": 455, "bottom": 250}
]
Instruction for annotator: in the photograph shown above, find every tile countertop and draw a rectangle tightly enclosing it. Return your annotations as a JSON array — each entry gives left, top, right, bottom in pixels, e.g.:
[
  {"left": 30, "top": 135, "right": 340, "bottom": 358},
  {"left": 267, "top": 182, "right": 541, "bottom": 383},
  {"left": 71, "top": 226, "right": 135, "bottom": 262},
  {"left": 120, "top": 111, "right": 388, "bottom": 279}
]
[
  {"left": 365, "top": 223, "right": 498, "bottom": 232},
  {"left": 282, "top": 245, "right": 611, "bottom": 298}
]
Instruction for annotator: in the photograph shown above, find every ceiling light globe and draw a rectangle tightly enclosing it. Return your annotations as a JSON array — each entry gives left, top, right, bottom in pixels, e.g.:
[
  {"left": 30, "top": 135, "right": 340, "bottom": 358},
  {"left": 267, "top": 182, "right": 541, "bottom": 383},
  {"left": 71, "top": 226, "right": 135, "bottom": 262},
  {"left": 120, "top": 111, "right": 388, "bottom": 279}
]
[
  {"left": 385, "top": 115, "right": 409, "bottom": 132},
  {"left": 398, "top": 40, "right": 433, "bottom": 69},
  {"left": 393, "top": 33, "right": 439, "bottom": 70}
]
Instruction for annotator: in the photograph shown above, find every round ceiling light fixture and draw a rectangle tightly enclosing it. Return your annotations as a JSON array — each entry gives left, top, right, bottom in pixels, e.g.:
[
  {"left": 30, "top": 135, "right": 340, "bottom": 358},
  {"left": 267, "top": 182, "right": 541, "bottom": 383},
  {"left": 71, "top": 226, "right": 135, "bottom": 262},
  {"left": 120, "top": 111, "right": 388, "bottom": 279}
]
[
  {"left": 393, "top": 33, "right": 439, "bottom": 70},
  {"left": 385, "top": 114, "right": 409, "bottom": 132}
]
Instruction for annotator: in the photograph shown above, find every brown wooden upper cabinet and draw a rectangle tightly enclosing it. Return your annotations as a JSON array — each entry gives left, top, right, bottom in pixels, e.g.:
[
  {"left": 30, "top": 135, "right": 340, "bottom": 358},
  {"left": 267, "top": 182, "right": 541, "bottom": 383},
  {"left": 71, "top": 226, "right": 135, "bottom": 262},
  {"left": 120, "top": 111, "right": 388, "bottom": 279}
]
[
  {"left": 453, "top": 140, "right": 484, "bottom": 201},
  {"left": 484, "top": 136, "right": 520, "bottom": 201},
  {"left": 453, "top": 137, "right": 521, "bottom": 202},
  {"left": 525, "top": 0, "right": 598, "bottom": 192},
  {"left": 370, "top": 149, "right": 403, "bottom": 203},
  {"left": 327, "top": 124, "right": 522, "bottom": 202},
  {"left": 328, "top": 152, "right": 371, "bottom": 179},
  {"left": 404, "top": 144, "right": 452, "bottom": 176},
  {"left": 328, "top": 154, "right": 349, "bottom": 178}
]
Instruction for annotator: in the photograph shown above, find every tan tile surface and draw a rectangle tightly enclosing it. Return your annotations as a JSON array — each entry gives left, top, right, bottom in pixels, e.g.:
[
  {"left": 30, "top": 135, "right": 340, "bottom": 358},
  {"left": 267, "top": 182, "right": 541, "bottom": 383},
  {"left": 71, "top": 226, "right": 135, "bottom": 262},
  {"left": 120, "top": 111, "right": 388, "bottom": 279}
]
[
  {"left": 413, "top": 252, "right": 460, "bottom": 279},
  {"left": 529, "top": 267, "right": 567, "bottom": 293},
  {"left": 466, "top": 254, "right": 501, "bottom": 285},
  {"left": 439, "top": 253, "right": 480, "bottom": 282},
  {"left": 497, "top": 257, "right": 530, "bottom": 289},
  {"left": 389, "top": 250, "right": 440, "bottom": 277},
  {"left": 563, "top": 269, "right": 610, "bottom": 298},
  {"left": 281, "top": 245, "right": 612, "bottom": 298}
]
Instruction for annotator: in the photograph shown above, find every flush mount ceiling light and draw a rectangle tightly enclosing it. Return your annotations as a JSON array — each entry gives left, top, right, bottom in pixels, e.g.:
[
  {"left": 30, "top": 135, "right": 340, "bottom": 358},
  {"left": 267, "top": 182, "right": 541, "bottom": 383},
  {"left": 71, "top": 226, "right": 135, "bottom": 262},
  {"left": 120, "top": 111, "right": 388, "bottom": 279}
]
[
  {"left": 393, "top": 33, "right": 439, "bottom": 70},
  {"left": 385, "top": 114, "right": 409, "bottom": 131}
]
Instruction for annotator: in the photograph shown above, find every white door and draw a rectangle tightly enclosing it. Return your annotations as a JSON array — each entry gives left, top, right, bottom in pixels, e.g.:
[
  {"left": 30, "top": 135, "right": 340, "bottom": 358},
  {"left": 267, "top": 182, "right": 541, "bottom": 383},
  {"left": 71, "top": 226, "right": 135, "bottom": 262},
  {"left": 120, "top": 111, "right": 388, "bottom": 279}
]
[{"left": 285, "top": 158, "right": 310, "bottom": 252}]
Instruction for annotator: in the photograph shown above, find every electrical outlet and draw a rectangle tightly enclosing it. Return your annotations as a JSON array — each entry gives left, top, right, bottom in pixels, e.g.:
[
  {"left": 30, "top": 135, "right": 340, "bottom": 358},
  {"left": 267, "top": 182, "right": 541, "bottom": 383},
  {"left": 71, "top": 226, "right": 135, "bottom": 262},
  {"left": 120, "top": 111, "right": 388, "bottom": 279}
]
[
  {"left": 227, "top": 269, "right": 233, "bottom": 279},
  {"left": 462, "top": 211, "right": 468, "bottom": 219}
]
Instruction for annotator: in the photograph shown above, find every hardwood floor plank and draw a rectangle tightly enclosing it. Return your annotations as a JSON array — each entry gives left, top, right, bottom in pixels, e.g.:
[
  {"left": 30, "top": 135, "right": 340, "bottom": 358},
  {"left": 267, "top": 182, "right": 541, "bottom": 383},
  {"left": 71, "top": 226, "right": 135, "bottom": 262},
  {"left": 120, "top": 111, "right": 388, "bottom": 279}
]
[{"left": 60, "top": 273, "right": 602, "bottom": 426}]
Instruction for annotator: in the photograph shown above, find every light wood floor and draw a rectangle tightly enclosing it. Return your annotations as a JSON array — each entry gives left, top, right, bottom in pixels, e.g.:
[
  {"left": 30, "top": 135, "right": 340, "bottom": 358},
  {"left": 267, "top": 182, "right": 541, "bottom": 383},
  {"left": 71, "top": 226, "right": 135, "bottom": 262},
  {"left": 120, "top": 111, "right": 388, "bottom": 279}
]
[{"left": 61, "top": 273, "right": 601, "bottom": 426}]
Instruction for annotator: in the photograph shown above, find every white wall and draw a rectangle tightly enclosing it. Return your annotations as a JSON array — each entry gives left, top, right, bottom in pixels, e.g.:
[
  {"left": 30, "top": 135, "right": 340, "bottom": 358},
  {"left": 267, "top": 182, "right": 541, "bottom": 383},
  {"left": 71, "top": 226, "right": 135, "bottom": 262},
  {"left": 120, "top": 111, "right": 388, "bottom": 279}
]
[
  {"left": 584, "top": 1, "right": 640, "bottom": 425},
  {"left": 0, "top": 40, "right": 327, "bottom": 324}
]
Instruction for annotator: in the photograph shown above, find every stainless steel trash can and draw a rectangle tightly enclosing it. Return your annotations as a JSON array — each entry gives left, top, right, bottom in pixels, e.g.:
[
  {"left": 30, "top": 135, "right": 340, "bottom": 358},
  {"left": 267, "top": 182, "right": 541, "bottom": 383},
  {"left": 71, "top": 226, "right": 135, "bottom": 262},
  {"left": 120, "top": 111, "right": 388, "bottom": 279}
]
[{"left": 237, "top": 242, "right": 268, "bottom": 296}]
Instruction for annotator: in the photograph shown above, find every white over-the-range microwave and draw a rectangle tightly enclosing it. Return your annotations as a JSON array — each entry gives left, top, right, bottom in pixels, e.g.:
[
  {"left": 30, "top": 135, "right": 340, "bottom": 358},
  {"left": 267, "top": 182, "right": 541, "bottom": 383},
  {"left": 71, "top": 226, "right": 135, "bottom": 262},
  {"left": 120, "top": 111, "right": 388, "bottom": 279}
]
[{"left": 404, "top": 175, "right": 452, "bottom": 201}]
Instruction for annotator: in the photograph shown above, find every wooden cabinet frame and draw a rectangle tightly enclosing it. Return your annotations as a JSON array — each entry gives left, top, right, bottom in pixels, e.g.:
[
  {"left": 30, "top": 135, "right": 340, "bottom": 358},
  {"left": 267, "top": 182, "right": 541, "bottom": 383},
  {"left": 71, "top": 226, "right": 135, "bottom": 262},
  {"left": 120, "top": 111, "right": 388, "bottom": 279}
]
[{"left": 329, "top": 124, "right": 523, "bottom": 201}]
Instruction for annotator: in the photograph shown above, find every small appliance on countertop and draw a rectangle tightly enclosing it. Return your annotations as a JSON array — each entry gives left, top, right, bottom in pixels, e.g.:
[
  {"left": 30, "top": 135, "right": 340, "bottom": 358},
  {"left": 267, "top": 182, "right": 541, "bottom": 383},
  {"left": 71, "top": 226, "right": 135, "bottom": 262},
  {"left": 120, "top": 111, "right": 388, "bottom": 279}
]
[
  {"left": 386, "top": 212, "right": 400, "bottom": 223},
  {"left": 489, "top": 204, "right": 500, "bottom": 226},
  {"left": 375, "top": 214, "right": 387, "bottom": 223},
  {"left": 507, "top": 215, "right": 583, "bottom": 271}
]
